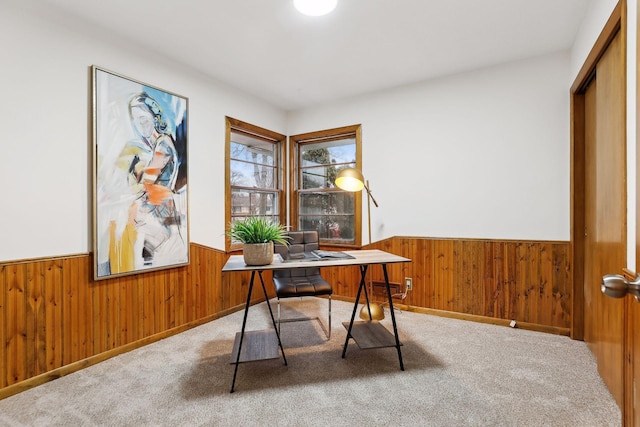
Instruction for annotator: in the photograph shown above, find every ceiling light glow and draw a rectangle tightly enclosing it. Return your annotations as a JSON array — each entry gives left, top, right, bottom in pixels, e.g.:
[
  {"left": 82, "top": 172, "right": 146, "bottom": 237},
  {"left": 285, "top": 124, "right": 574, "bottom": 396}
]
[{"left": 294, "top": 0, "right": 338, "bottom": 16}]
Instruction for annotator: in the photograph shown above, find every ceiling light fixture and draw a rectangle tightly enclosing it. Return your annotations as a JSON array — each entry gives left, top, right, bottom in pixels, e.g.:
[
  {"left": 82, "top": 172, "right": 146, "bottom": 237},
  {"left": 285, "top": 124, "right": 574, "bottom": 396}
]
[{"left": 294, "top": 0, "right": 338, "bottom": 16}]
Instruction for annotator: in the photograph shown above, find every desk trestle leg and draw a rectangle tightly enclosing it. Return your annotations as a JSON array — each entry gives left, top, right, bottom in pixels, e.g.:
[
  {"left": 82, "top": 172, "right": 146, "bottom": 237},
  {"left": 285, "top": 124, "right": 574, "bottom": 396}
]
[
  {"left": 341, "top": 264, "right": 405, "bottom": 371},
  {"left": 230, "top": 271, "right": 288, "bottom": 393}
]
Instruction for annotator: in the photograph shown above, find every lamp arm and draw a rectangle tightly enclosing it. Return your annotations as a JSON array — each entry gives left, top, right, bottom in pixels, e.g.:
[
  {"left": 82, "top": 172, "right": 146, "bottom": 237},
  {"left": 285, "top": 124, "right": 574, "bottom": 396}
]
[{"left": 363, "top": 182, "right": 379, "bottom": 208}]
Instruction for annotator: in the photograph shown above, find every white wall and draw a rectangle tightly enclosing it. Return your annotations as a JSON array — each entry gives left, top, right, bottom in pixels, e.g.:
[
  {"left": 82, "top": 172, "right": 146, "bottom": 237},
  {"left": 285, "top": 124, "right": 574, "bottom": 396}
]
[
  {"left": 2, "top": 0, "right": 632, "bottom": 263},
  {"left": 288, "top": 51, "right": 571, "bottom": 242},
  {"left": 570, "top": 0, "right": 620, "bottom": 80},
  {"left": 0, "top": 0, "right": 287, "bottom": 261}
]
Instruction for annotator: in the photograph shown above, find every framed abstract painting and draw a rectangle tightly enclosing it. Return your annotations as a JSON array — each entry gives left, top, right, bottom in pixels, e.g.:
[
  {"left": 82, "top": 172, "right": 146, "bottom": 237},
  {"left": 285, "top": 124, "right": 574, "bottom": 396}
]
[{"left": 92, "top": 66, "right": 189, "bottom": 280}]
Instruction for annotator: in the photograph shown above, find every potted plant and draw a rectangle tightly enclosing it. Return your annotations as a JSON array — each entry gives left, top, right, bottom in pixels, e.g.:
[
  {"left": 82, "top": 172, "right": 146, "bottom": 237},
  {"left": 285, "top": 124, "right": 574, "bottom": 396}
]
[{"left": 227, "top": 217, "right": 289, "bottom": 265}]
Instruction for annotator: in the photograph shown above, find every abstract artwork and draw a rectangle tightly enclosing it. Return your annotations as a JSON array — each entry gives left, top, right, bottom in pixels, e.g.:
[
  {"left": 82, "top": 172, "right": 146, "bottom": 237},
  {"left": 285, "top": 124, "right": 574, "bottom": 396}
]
[{"left": 92, "top": 66, "right": 189, "bottom": 279}]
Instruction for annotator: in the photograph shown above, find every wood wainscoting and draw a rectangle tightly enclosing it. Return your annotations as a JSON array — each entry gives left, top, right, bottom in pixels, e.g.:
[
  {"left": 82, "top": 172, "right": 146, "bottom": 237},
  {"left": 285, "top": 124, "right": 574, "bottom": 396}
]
[
  {"left": 324, "top": 237, "right": 572, "bottom": 333},
  {"left": 0, "top": 244, "right": 264, "bottom": 398},
  {"left": 0, "top": 237, "right": 571, "bottom": 398}
]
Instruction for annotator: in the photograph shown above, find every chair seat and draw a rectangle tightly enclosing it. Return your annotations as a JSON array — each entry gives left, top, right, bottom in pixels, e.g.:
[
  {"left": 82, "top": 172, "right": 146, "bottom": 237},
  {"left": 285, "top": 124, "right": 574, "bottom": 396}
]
[
  {"left": 272, "top": 230, "right": 332, "bottom": 339},
  {"left": 273, "top": 275, "right": 332, "bottom": 297}
]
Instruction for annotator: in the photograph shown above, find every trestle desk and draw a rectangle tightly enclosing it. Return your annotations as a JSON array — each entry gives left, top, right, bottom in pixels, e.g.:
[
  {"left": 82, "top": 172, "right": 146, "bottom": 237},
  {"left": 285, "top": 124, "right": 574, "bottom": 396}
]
[{"left": 221, "top": 249, "right": 411, "bottom": 392}]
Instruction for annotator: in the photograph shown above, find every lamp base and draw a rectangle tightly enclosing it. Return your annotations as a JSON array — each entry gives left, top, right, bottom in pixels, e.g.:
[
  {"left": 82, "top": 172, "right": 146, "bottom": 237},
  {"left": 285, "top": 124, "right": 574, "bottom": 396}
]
[{"left": 359, "top": 302, "right": 385, "bottom": 320}]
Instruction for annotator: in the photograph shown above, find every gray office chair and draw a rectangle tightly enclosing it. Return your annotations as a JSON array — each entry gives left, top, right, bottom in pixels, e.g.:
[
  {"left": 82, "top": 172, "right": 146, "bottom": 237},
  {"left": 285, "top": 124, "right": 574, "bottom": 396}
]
[{"left": 272, "top": 230, "right": 332, "bottom": 339}]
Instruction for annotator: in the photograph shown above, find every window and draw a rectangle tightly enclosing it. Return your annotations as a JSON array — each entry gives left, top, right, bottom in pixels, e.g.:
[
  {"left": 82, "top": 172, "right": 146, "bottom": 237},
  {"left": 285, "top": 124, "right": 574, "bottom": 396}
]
[
  {"left": 290, "top": 125, "right": 362, "bottom": 246},
  {"left": 225, "top": 117, "right": 286, "bottom": 250}
]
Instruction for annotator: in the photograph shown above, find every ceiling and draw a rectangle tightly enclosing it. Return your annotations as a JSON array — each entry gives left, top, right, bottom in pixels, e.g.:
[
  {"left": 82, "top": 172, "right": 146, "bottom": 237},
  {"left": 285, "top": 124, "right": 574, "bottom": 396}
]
[{"left": 39, "top": 0, "right": 590, "bottom": 111}]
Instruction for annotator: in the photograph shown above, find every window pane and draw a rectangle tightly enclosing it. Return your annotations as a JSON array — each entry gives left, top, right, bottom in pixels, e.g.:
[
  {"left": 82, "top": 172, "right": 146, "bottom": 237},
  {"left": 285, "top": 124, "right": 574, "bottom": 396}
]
[
  {"left": 301, "top": 166, "right": 332, "bottom": 189},
  {"left": 231, "top": 190, "right": 250, "bottom": 214},
  {"left": 230, "top": 160, "right": 276, "bottom": 189},
  {"left": 300, "top": 215, "right": 354, "bottom": 242},
  {"left": 301, "top": 163, "right": 356, "bottom": 190},
  {"left": 250, "top": 192, "right": 277, "bottom": 216},
  {"left": 300, "top": 138, "right": 356, "bottom": 166},
  {"left": 299, "top": 192, "right": 355, "bottom": 215},
  {"left": 299, "top": 192, "right": 355, "bottom": 242},
  {"left": 231, "top": 190, "right": 278, "bottom": 217},
  {"left": 230, "top": 135, "right": 276, "bottom": 166}
]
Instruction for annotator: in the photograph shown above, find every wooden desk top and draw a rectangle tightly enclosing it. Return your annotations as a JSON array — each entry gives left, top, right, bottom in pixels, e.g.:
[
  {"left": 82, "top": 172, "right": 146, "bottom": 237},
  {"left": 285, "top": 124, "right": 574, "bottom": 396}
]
[{"left": 222, "top": 249, "right": 411, "bottom": 272}]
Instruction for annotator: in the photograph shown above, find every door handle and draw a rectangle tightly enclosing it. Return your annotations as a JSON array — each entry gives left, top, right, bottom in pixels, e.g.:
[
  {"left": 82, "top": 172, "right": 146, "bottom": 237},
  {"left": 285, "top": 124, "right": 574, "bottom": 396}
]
[{"left": 601, "top": 274, "right": 640, "bottom": 301}]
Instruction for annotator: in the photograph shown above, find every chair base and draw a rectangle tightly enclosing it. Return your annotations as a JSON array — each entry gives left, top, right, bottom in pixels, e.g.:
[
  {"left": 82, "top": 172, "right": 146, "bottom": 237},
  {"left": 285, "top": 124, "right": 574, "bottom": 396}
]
[
  {"left": 279, "top": 316, "right": 331, "bottom": 340},
  {"left": 277, "top": 296, "right": 331, "bottom": 340}
]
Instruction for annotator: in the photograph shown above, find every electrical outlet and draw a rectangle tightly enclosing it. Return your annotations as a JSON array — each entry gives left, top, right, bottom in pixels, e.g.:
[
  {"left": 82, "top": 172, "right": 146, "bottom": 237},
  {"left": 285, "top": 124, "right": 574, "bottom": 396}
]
[{"left": 404, "top": 277, "right": 412, "bottom": 291}]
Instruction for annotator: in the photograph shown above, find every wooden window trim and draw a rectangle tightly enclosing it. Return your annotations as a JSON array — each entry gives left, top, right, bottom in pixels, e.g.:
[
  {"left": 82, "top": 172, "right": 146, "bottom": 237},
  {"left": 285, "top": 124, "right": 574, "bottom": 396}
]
[{"left": 225, "top": 116, "right": 286, "bottom": 251}]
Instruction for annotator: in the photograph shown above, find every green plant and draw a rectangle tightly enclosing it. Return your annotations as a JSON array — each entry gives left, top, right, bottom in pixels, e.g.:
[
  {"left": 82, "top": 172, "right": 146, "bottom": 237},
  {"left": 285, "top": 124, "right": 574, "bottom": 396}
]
[{"left": 227, "top": 217, "right": 289, "bottom": 245}]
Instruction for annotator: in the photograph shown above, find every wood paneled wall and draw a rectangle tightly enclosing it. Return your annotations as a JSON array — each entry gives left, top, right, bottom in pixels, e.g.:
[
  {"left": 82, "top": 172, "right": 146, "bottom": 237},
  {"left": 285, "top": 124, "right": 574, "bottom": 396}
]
[
  {"left": 0, "top": 237, "right": 571, "bottom": 398},
  {"left": 0, "top": 244, "right": 266, "bottom": 396},
  {"left": 379, "top": 237, "right": 572, "bottom": 328},
  {"left": 324, "top": 237, "right": 572, "bottom": 330}
]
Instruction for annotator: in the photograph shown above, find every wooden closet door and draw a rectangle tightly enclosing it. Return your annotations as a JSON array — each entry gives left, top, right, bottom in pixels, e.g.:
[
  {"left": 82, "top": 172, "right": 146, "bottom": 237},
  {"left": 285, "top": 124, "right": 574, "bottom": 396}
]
[
  {"left": 625, "top": 296, "right": 640, "bottom": 426},
  {"left": 631, "top": 3, "right": 640, "bottom": 422},
  {"left": 583, "top": 29, "right": 626, "bottom": 409}
]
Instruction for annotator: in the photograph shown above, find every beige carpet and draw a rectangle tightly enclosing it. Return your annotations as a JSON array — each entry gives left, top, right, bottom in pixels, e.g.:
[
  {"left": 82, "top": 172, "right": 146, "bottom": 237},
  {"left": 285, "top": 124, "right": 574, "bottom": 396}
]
[{"left": 0, "top": 298, "right": 620, "bottom": 426}]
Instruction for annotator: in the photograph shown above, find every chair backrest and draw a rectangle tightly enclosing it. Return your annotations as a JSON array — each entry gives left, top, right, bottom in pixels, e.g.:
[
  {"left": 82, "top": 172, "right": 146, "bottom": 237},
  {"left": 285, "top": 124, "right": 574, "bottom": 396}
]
[{"left": 274, "top": 230, "right": 320, "bottom": 277}]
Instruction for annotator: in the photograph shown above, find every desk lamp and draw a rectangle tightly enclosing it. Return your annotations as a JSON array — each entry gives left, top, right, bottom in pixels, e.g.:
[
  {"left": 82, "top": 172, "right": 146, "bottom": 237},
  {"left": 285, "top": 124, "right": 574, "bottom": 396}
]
[{"left": 335, "top": 167, "right": 384, "bottom": 320}]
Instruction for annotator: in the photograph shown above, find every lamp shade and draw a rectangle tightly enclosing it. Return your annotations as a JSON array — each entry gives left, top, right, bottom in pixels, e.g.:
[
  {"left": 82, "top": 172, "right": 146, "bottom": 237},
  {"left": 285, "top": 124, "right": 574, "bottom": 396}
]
[
  {"left": 359, "top": 303, "right": 385, "bottom": 320},
  {"left": 335, "top": 167, "right": 365, "bottom": 192}
]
